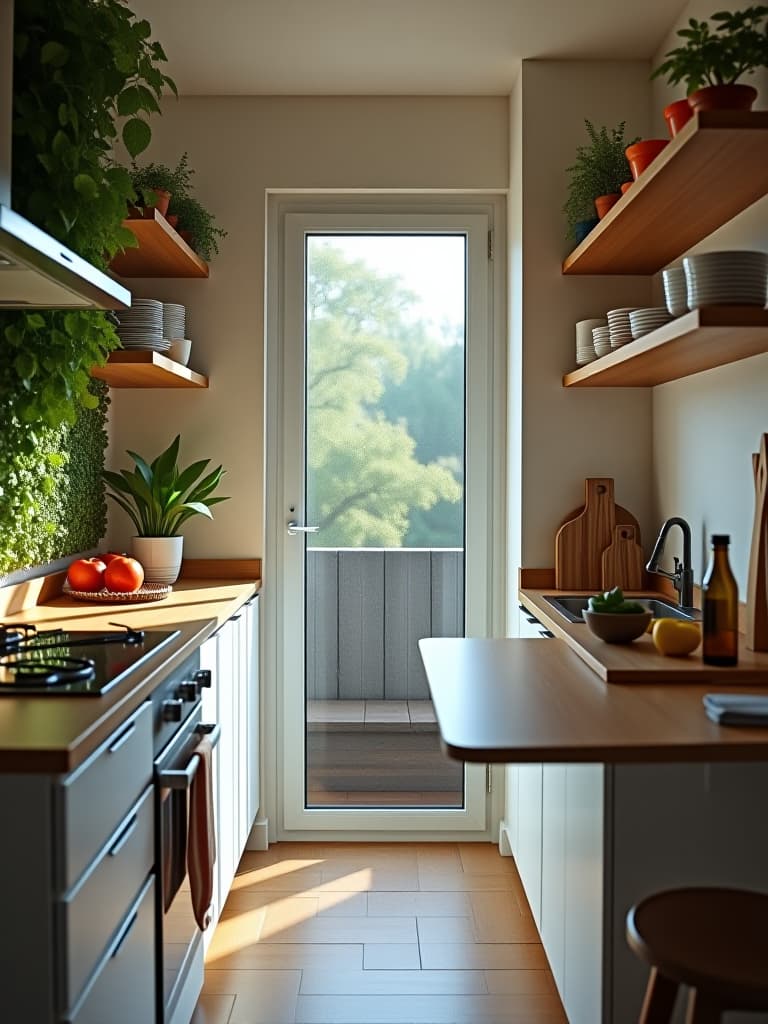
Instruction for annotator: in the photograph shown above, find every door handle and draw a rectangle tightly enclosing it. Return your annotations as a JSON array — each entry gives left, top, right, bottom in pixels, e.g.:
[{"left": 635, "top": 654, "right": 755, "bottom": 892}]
[{"left": 287, "top": 520, "right": 319, "bottom": 535}]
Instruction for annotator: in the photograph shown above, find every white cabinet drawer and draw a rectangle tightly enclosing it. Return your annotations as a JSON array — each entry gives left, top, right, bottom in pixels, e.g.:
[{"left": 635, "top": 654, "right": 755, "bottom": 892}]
[
  {"left": 58, "top": 786, "right": 154, "bottom": 1013},
  {"left": 57, "top": 702, "right": 153, "bottom": 890},
  {"left": 68, "top": 875, "right": 156, "bottom": 1024}
]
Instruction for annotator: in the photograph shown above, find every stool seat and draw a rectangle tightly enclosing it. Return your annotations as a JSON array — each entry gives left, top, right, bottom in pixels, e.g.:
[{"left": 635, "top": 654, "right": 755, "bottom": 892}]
[{"left": 627, "top": 887, "right": 768, "bottom": 1018}]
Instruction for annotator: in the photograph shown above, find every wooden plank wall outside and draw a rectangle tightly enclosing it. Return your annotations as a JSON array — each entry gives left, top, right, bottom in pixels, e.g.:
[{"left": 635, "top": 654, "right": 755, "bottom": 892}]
[{"left": 306, "top": 549, "right": 464, "bottom": 700}]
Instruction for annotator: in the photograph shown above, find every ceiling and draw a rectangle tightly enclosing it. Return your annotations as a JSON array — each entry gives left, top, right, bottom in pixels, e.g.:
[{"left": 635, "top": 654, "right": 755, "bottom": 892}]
[{"left": 130, "top": 0, "right": 686, "bottom": 96}]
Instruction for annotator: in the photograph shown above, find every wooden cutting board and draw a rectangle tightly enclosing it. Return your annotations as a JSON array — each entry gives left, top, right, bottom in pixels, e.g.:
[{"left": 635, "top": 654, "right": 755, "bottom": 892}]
[
  {"left": 601, "top": 524, "right": 644, "bottom": 591},
  {"left": 747, "top": 434, "right": 768, "bottom": 651},
  {"left": 555, "top": 479, "right": 617, "bottom": 590}
]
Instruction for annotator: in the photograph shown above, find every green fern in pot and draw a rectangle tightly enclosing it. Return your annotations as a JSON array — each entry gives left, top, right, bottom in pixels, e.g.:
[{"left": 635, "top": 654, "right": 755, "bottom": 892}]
[
  {"left": 564, "top": 120, "right": 638, "bottom": 241},
  {"left": 103, "top": 434, "right": 229, "bottom": 583}
]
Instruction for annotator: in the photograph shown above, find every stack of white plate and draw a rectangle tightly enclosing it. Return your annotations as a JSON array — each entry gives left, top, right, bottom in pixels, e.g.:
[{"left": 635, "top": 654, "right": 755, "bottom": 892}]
[
  {"left": 592, "top": 325, "right": 612, "bottom": 357},
  {"left": 162, "top": 302, "right": 186, "bottom": 340},
  {"left": 629, "top": 307, "right": 674, "bottom": 339},
  {"left": 116, "top": 299, "right": 169, "bottom": 352},
  {"left": 575, "top": 318, "right": 605, "bottom": 365},
  {"left": 683, "top": 251, "right": 768, "bottom": 309},
  {"left": 662, "top": 267, "right": 688, "bottom": 317},
  {"left": 607, "top": 308, "right": 636, "bottom": 348}
]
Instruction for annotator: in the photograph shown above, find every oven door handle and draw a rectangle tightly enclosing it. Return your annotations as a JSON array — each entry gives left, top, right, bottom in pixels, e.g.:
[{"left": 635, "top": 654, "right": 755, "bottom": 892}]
[{"left": 157, "top": 722, "right": 221, "bottom": 790}]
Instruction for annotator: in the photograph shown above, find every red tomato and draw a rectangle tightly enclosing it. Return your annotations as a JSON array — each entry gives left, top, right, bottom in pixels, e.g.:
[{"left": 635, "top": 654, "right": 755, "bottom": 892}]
[
  {"left": 99, "top": 552, "right": 126, "bottom": 565},
  {"left": 104, "top": 556, "right": 144, "bottom": 593},
  {"left": 67, "top": 558, "right": 106, "bottom": 592}
]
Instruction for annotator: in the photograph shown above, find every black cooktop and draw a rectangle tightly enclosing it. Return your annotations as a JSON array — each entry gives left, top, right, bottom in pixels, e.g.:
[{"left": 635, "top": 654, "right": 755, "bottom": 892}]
[{"left": 0, "top": 624, "right": 180, "bottom": 696}]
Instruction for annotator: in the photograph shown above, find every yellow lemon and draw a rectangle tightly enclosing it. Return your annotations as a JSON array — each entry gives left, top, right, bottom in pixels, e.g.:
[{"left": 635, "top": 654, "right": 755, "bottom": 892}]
[
  {"left": 646, "top": 617, "right": 657, "bottom": 634},
  {"left": 652, "top": 618, "right": 701, "bottom": 657}
]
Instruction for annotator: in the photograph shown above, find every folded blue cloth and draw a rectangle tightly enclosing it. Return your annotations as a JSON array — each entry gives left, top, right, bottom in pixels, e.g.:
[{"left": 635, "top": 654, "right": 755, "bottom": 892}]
[{"left": 703, "top": 692, "right": 768, "bottom": 726}]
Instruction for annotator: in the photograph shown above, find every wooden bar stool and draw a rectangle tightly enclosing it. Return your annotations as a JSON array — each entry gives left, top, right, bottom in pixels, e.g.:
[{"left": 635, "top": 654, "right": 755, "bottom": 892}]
[{"left": 626, "top": 888, "right": 768, "bottom": 1023}]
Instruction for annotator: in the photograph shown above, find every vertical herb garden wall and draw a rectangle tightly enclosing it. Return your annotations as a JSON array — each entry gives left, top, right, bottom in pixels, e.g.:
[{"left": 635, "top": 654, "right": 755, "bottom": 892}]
[{"left": 0, "top": 0, "right": 173, "bottom": 576}]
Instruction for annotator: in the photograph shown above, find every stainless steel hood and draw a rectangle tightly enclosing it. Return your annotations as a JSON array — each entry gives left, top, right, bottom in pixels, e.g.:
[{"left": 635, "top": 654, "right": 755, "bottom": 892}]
[{"left": 0, "top": 0, "right": 130, "bottom": 310}]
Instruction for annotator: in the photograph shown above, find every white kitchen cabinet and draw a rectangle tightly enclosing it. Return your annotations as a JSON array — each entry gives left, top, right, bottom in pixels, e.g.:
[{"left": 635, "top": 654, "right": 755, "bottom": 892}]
[
  {"left": 514, "top": 762, "right": 543, "bottom": 926},
  {"left": 200, "top": 595, "right": 261, "bottom": 940},
  {"left": 540, "top": 764, "right": 566, "bottom": 996}
]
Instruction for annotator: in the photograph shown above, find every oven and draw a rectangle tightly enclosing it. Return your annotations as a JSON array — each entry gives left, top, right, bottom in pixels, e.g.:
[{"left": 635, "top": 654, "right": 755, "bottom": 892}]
[{"left": 152, "top": 652, "right": 219, "bottom": 1024}]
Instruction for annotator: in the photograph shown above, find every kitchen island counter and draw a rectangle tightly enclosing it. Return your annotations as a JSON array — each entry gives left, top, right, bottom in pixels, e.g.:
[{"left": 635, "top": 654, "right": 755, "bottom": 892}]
[{"left": 0, "top": 575, "right": 259, "bottom": 772}]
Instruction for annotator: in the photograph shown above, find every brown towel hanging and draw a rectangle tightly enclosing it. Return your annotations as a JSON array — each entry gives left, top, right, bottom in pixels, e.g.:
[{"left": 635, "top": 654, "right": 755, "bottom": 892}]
[{"left": 187, "top": 737, "right": 216, "bottom": 931}]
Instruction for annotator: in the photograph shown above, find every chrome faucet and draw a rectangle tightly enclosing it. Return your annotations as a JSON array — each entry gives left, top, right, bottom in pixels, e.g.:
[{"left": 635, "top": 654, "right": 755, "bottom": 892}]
[{"left": 645, "top": 516, "right": 694, "bottom": 608}]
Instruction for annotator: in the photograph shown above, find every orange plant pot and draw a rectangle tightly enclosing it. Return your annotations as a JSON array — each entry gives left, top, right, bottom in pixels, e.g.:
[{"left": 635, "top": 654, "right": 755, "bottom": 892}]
[
  {"left": 688, "top": 84, "right": 758, "bottom": 113},
  {"left": 620, "top": 182, "right": 633, "bottom": 195},
  {"left": 663, "top": 99, "right": 693, "bottom": 138},
  {"left": 594, "top": 193, "right": 621, "bottom": 219},
  {"left": 625, "top": 139, "right": 668, "bottom": 180}
]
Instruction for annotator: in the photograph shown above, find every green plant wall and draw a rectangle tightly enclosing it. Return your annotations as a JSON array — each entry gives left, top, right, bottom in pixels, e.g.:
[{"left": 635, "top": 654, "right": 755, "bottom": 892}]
[{"left": 0, "top": 0, "right": 174, "bottom": 577}]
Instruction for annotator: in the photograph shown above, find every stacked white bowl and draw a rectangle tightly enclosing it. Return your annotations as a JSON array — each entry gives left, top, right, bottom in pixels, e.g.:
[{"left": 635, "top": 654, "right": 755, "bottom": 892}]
[
  {"left": 606, "top": 307, "right": 636, "bottom": 348},
  {"left": 116, "top": 298, "right": 168, "bottom": 352},
  {"left": 592, "top": 325, "right": 612, "bottom": 357},
  {"left": 683, "top": 251, "right": 768, "bottom": 309},
  {"left": 575, "top": 318, "right": 606, "bottom": 365},
  {"left": 162, "top": 302, "right": 186, "bottom": 340},
  {"left": 662, "top": 267, "right": 688, "bottom": 317},
  {"left": 629, "top": 307, "right": 674, "bottom": 339}
]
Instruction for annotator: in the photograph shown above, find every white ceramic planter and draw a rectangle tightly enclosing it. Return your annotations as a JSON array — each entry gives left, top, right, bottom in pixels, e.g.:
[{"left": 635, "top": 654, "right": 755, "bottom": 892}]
[{"left": 132, "top": 536, "right": 183, "bottom": 584}]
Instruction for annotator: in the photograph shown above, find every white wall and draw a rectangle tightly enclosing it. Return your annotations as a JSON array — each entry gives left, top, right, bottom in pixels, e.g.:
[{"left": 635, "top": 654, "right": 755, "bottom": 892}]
[
  {"left": 513, "top": 61, "right": 654, "bottom": 572},
  {"left": 107, "top": 97, "right": 509, "bottom": 556},
  {"left": 650, "top": 2, "right": 768, "bottom": 589}
]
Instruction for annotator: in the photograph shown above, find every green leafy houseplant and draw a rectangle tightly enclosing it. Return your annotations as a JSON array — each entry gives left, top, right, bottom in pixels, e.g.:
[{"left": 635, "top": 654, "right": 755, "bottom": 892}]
[
  {"left": 563, "top": 121, "right": 638, "bottom": 241},
  {"left": 129, "top": 152, "right": 194, "bottom": 211},
  {"left": 170, "top": 193, "right": 228, "bottom": 261},
  {"left": 652, "top": 6, "right": 768, "bottom": 92},
  {"left": 0, "top": 0, "right": 174, "bottom": 575},
  {"left": 103, "top": 435, "right": 229, "bottom": 537}
]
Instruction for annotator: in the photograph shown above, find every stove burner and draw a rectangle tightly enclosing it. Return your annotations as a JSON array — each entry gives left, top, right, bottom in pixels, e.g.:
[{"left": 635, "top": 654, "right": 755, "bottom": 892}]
[
  {"left": 0, "top": 623, "right": 38, "bottom": 651},
  {"left": 1, "top": 655, "right": 96, "bottom": 687}
]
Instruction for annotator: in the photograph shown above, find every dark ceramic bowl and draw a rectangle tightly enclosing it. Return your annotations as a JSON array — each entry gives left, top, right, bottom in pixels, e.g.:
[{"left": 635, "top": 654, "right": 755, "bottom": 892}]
[{"left": 582, "top": 609, "right": 652, "bottom": 644}]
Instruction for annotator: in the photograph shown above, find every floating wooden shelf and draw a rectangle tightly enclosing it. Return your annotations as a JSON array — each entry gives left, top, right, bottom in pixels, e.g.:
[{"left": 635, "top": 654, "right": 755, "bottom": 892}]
[
  {"left": 109, "top": 209, "right": 209, "bottom": 278},
  {"left": 562, "top": 111, "right": 768, "bottom": 276},
  {"left": 563, "top": 307, "right": 768, "bottom": 388},
  {"left": 91, "top": 351, "right": 208, "bottom": 389}
]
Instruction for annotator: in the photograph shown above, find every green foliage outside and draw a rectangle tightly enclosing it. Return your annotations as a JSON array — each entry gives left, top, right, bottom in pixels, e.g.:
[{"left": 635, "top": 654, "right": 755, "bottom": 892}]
[
  {"left": 306, "top": 245, "right": 464, "bottom": 549},
  {"left": 0, "top": 0, "right": 172, "bottom": 574}
]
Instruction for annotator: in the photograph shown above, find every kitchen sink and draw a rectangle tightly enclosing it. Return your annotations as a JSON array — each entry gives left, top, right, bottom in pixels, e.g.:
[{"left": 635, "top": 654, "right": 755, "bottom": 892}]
[{"left": 542, "top": 595, "right": 699, "bottom": 624}]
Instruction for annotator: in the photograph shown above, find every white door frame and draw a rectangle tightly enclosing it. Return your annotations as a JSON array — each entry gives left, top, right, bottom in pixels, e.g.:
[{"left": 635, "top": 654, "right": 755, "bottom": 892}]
[{"left": 264, "top": 194, "right": 507, "bottom": 841}]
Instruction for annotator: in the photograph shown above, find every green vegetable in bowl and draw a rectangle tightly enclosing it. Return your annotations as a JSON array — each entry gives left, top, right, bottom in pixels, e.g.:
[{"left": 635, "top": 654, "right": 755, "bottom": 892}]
[{"left": 587, "top": 586, "right": 646, "bottom": 614}]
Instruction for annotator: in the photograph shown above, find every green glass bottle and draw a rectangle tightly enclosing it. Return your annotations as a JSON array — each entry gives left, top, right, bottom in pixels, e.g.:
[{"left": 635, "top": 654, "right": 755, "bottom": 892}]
[{"left": 702, "top": 534, "right": 738, "bottom": 667}]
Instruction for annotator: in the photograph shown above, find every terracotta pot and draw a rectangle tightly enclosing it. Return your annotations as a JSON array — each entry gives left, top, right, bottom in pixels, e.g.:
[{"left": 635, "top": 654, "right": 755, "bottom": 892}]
[
  {"left": 625, "top": 139, "right": 668, "bottom": 180},
  {"left": 620, "top": 182, "right": 633, "bottom": 195},
  {"left": 594, "top": 193, "right": 621, "bottom": 219},
  {"left": 663, "top": 99, "right": 693, "bottom": 138},
  {"left": 688, "top": 84, "right": 757, "bottom": 113},
  {"left": 166, "top": 214, "right": 179, "bottom": 228}
]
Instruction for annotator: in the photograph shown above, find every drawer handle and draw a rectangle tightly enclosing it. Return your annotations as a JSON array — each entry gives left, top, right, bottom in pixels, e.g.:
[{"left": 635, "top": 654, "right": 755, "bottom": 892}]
[
  {"left": 107, "top": 721, "right": 137, "bottom": 755},
  {"left": 538, "top": 629, "right": 555, "bottom": 638},
  {"left": 110, "top": 909, "right": 138, "bottom": 959},
  {"left": 157, "top": 723, "right": 221, "bottom": 789},
  {"left": 109, "top": 813, "right": 139, "bottom": 857}
]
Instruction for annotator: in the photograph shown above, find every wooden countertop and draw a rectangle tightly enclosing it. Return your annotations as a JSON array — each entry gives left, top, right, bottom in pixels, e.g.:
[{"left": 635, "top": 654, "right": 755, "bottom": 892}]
[
  {"left": 419, "top": 637, "right": 768, "bottom": 765},
  {"left": 0, "top": 578, "right": 259, "bottom": 774}
]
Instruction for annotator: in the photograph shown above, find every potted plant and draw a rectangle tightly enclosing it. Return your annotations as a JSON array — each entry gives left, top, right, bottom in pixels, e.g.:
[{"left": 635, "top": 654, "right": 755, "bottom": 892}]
[
  {"left": 170, "top": 194, "right": 228, "bottom": 261},
  {"left": 652, "top": 6, "right": 768, "bottom": 113},
  {"left": 129, "top": 152, "right": 194, "bottom": 219},
  {"left": 564, "top": 121, "right": 639, "bottom": 241},
  {"left": 103, "top": 435, "right": 229, "bottom": 584}
]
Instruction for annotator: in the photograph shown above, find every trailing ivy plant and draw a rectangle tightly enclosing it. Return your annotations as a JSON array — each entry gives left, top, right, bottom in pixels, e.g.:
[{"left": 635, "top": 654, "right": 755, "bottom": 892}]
[{"left": 0, "top": 0, "right": 174, "bottom": 574}]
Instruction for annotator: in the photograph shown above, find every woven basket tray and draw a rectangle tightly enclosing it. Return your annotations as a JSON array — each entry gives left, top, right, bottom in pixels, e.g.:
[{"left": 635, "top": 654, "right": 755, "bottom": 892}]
[{"left": 63, "top": 583, "right": 171, "bottom": 604}]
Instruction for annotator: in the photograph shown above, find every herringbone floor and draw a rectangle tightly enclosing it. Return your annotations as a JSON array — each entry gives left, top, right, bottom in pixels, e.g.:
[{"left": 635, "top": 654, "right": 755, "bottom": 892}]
[{"left": 192, "top": 842, "right": 567, "bottom": 1023}]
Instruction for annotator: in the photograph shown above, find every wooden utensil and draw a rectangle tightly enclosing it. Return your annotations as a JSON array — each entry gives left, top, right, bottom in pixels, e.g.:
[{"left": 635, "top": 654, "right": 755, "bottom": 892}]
[
  {"left": 601, "top": 524, "right": 645, "bottom": 591},
  {"left": 555, "top": 478, "right": 617, "bottom": 590},
  {"left": 746, "top": 434, "right": 768, "bottom": 651}
]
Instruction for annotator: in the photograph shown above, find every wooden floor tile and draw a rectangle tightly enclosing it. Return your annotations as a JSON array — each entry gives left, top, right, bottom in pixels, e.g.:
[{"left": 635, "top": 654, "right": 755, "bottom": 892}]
[
  {"left": 318, "top": 866, "right": 420, "bottom": 891},
  {"left": 416, "top": 915, "right": 476, "bottom": 943},
  {"left": 458, "top": 842, "right": 517, "bottom": 875},
  {"left": 206, "top": 941, "right": 363, "bottom": 970},
  {"left": 257, "top": 916, "right": 417, "bottom": 945},
  {"left": 191, "top": 992, "right": 235, "bottom": 1024},
  {"left": 299, "top": 968, "right": 488, "bottom": 995},
  {"left": 368, "top": 890, "right": 471, "bottom": 917},
  {"left": 415, "top": 844, "right": 463, "bottom": 874},
  {"left": 233, "top": 863, "right": 325, "bottom": 893},
  {"left": 203, "top": 969, "right": 301, "bottom": 1024},
  {"left": 417, "top": 872, "right": 517, "bottom": 892},
  {"left": 420, "top": 942, "right": 548, "bottom": 970},
  {"left": 363, "top": 943, "right": 421, "bottom": 969},
  {"left": 294, "top": 992, "right": 565, "bottom": 1022},
  {"left": 206, "top": 908, "right": 266, "bottom": 962},
  {"left": 317, "top": 890, "right": 368, "bottom": 916},
  {"left": 484, "top": 969, "right": 558, "bottom": 994},
  {"left": 470, "top": 891, "right": 540, "bottom": 942}
]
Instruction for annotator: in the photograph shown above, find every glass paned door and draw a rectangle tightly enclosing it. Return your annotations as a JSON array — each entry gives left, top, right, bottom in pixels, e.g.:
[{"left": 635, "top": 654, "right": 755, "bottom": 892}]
[{"left": 278, "top": 209, "right": 494, "bottom": 833}]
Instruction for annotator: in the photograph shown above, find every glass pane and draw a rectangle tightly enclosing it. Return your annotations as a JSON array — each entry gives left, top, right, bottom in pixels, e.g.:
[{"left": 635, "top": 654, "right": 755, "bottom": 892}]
[{"left": 304, "top": 234, "right": 466, "bottom": 809}]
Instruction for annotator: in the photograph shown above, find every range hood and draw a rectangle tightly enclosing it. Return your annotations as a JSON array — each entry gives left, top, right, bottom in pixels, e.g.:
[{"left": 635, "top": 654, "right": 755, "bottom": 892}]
[{"left": 0, "top": 0, "right": 130, "bottom": 310}]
